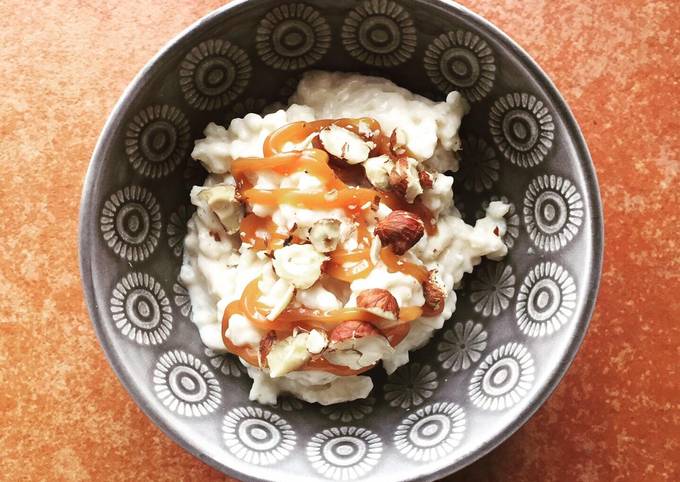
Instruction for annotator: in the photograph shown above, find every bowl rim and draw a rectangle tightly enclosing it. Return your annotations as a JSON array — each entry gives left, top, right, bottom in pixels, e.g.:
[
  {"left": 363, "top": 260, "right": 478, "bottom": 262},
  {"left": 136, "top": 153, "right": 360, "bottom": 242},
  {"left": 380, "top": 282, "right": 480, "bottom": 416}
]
[{"left": 79, "top": 0, "right": 604, "bottom": 480}]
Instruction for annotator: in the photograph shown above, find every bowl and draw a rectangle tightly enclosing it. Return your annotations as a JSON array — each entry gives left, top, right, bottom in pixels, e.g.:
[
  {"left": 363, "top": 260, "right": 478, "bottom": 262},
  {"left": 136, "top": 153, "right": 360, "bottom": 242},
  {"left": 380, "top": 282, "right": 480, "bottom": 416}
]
[{"left": 79, "top": 1, "right": 603, "bottom": 480}]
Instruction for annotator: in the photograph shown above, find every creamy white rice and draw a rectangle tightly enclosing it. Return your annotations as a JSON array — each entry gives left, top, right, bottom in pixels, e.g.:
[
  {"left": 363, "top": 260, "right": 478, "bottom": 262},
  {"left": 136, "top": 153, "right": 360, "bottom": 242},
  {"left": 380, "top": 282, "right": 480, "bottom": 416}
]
[{"left": 181, "top": 71, "right": 508, "bottom": 405}]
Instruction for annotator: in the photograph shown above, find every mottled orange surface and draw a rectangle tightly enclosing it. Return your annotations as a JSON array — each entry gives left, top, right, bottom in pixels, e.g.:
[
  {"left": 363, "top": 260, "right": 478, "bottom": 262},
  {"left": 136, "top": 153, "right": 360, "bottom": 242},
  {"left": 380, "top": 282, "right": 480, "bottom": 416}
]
[{"left": 0, "top": 0, "right": 678, "bottom": 481}]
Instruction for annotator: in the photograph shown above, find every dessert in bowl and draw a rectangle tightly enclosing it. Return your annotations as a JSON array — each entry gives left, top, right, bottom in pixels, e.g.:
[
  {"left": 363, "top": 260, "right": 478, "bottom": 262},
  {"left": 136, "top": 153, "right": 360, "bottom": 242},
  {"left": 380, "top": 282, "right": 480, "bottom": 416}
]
[
  {"left": 184, "top": 71, "right": 510, "bottom": 405},
  {"left": 80, "top": 1, "right": 602, "bottom": 480}
]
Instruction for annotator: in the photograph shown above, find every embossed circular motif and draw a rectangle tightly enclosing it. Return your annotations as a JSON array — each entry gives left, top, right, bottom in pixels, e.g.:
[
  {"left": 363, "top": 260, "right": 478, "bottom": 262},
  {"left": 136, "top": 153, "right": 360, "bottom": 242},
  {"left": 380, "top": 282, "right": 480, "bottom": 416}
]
[
  {"left": 469, "top": 343, "right": 535, "bottom": 411},
  {"left": 342, "top": 0, "right": 417, "bottom": 67},
  {"left": 489, "top": 93, "right": 555, "bottom": 167},
  {"left": 223, "top": 406, "right": 296, "bottom": 465},
  {"left": 100, "top": 186, "right": 161, "bottom": 262},
  {"left": 384, "top": 363, "right": 438, "bottom": 409},
  {"left": 394, "top": 402, "right": 466, "bottom": 461},
  {"left": 256, "top": 3, "right": 330, "bottom": 70},
  {"left": 457, "top": 135, "right": 499, "bottom": 192},
  {"left": 205, "top": 348, "right": 245, "bottom": 377},
  {"left": 110, "top": 272, "right": 172, "bottom": 345},
  {"left": 273, "top": 396, "right": 304, "bottom": 412},
  {"left": 470, "top": 261, "right": 516, "bottom": 317},
  {"left": 437, "top": 320, "right": 488, "bottom": 372},
  {"left": 307, "top": 426, "right": 382, "bottom": 480},
  {"left": 321, "top": 397, "right": 375, "bottom": 423},
  {"left": 523, "top": 174, "right": 584, "bottom": 251},
  {"left": 153, "top": 350, "right": 221, "bottom": 417},
  {"left": 516, "top": 262, "right": 576, "bottom": 337},
  {"left": 179, "top": 39, "right": 251, "bottom": 110},
  {"left": 172, "top": 281, "right": 191, "bottom": 317},
  {"left": 424, "top": 30, "right": 495, "bottom": 101},
  {"left": 277, "top": 76, "right": 302, "bottom": 101},
  {"left": 124, "top": 105, "right": 190, "bottom": 178},
  {"left": 230, "top": 98, "right": 268, "bottom": 120},
  {"left": 167, "top": 204, "right": 191, "bottom": 257}
]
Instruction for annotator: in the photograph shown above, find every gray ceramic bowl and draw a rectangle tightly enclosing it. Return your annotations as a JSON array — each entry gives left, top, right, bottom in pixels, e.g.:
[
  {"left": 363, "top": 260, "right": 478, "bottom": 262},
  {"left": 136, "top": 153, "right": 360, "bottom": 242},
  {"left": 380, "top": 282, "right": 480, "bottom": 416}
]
[{"left": 79, "top": 1, "right": 603, "bottom": 480}]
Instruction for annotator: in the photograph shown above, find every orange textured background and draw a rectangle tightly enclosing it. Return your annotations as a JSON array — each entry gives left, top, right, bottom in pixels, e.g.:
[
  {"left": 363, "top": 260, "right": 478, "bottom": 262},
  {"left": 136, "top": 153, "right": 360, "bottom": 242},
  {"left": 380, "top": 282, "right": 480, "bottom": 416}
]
[{"left": 1, "top": 0, "right": 678, "bottom": 481}]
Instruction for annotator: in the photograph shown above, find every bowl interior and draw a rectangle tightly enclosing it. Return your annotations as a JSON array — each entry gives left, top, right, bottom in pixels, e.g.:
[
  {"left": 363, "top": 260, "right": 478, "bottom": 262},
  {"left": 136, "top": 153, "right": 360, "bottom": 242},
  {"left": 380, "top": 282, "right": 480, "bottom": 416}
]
[{"left": 80, "top": 1, "right": 602, "bottom": 480}]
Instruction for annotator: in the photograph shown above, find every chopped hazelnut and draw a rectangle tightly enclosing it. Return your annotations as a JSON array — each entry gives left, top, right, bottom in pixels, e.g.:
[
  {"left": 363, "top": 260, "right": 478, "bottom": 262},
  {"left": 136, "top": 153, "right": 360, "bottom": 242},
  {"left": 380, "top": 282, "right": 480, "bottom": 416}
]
[
  {"left": 356, "top": 288, "right": 399, "bottom": 320},
  {"left": 389, "top": 158, "right": 423, "bottom": 203},
  {"left": 309, "top": 219, "right": 342, "bottom": 253},
  {"left": 318, "top": 124, "right": 371, "bottom": 164},
  {"left": 374, "top": 210, "right": 425, "bottom": 255}
]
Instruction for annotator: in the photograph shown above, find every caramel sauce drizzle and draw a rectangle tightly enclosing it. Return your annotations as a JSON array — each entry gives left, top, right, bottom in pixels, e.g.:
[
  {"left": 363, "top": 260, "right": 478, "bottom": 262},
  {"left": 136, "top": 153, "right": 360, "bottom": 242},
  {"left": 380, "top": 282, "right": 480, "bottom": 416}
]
[{"left": 223, "top": 117, "right": 435, "bottom": 375}]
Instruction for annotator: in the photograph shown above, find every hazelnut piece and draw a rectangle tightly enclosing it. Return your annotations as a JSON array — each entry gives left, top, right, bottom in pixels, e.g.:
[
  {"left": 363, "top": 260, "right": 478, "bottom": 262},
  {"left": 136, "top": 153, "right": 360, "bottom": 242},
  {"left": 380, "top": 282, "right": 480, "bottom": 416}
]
[
  {"left": 258, "top": 330, "right": 277, "bottom": 367},
  {"left": 374, "top": 210, "right": 425, "bottom": 255},
  {"left": 389, "top": 157, "right": 423, "bottom": 203},
  {"left": 309, "top": 219, "right": 342, "bottom": 253},
  {"left": 356, "top": 288, "right": 399, "bottom": 320},
  {"left": 422, "top": 270, "right": 446, "bottom": 316},
  {"left": 418, "top": 170, "right": 434, "bottom": 189},
  {"left": 318, "top": 124, "right": 371, "bottom": 164},
  {"left": 329, "top": 320, "right": 379, "bottom": 342}
]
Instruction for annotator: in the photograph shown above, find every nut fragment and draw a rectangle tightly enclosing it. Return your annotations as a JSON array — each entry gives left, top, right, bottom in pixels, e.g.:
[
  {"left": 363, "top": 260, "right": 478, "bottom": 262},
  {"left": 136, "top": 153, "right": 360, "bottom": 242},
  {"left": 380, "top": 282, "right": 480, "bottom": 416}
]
[
  {"left": 369, "top": 235, "right": 382, "bottom": 265},
  {"left": 370, "top": 195, "right": 381, "bottom": 212},
  {"left": 329, "top": 320, "right": 379, "bottom": 342},
  {"left": 390, "top": 128, "right": 408, "bottom": 156},
  {"left": 389, "top": 157, "right": 423, "bottom": 203},
  {"left": 422, "top": 270, "right": 446, "bottom": 316},
  {"left": 258, "top": 330, "right": 277, "bottom": 367},
  {"left": 356, "top": 120, "right": 375, "bottom": 139},
  {"left": 362, "top": 155, "right": 394, "bottom": 190},
  {"left": 318, "top": 124, "right": 370, "bottom": 164},
  {"left": 418, "top": 170, "right": 434, "bottom": 189},
  {"left": 326, "top": 320, "right": 393, "bottom": 370},
  {"left": 266, "top": 333, "right": 311, "bottom": 377},
  {"left": 374, "top": 210, "right": 425, "bottom": 255},
  {"left": 292, "top": 223, "right": 311, "bottom": 240},
  {"left": 306, "top": 329, "right": 329, "bottom": 354},
  {"left": 259, "top": 278, "right": 295, "bottom": 321},
  {"left": 309, "top": 219, "right": 342, "bottom": 253},
  {"left": 272, "top": 244, "right": 327, "bottom": 289},
  {"left": 193, "top": 185, "right": 243, "bottom": 234},
  {"left": 356, "top": 288, "right": 399, "bottom": 320},
  {"left": 324, "top": 334, "right": 393, "bottom": 370}
]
